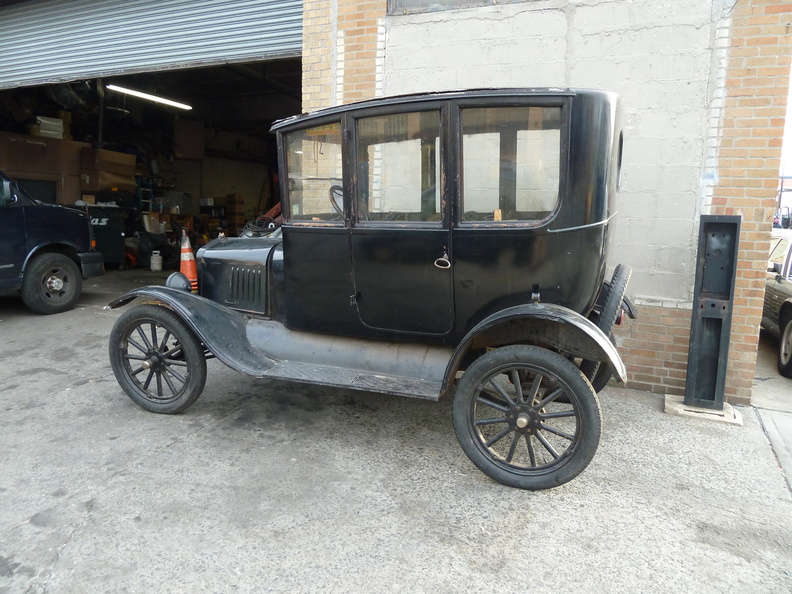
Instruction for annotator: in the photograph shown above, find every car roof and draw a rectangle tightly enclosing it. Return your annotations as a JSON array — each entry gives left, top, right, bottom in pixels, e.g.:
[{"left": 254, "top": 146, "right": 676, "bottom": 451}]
[
  {"left": 772, "top": 228, "right": 792, "bottom": 240},
  {"left": 270, "top": 87, "right": 612, "bottom": 132}
]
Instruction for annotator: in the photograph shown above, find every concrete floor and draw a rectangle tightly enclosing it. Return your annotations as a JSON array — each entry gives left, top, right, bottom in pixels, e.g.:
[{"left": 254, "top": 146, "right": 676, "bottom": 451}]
[
  {"left": 753, "top": 330, "right": 792, "bottom": 414},
  {"left": 1, "top": 270, "right": 791, "bottom": 593}
]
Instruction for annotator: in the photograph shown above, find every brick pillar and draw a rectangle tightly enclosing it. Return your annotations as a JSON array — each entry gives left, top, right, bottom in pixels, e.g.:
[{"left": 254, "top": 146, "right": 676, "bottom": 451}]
[
  {"left": 302, "top": 0, "right": 336, "bottom": 113},
  {"left": 302, "top": 0, "right": 385, "bottom": 112}
]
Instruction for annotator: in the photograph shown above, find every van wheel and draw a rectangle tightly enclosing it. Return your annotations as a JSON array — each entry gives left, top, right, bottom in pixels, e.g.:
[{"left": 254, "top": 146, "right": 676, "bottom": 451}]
[
  {"left": 21, "top": 253, "right": 82, "bottom": 314},
  {"left": 453, "top": 345, "right": 601, "bottom": 490},
  {"left": 109, "top": 304, "right": 207, "bottom": 414}
]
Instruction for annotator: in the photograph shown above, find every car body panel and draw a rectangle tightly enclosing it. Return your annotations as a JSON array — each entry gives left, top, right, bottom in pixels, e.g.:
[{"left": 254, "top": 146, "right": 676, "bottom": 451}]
[{"left": 762, "top": 229, "right": 792, "bottom": 337}]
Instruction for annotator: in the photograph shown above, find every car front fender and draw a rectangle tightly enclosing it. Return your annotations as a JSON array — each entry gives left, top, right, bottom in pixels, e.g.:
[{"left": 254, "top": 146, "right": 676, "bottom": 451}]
[
  {"left": 107, "top": 286, "right": 275, "bottom": 376},
  {"left": 442, "top": 303, "right": 627, "bottom": 395}
]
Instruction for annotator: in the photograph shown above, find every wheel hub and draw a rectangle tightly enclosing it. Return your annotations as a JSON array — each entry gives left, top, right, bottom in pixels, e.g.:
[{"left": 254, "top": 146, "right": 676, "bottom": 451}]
[
  {"left": 510, "top": 407, "right": 539, "bottom": 432},
  {"left": 141, "top": 351, "right": 164, "bottom": 370},
  {"left": 45, "top": 275, "right": 64, "bottom": 292}
]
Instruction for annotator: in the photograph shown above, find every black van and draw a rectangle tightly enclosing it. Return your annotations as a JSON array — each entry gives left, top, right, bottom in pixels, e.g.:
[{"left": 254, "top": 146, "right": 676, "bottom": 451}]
[{"left": 0, "top": 171, "right": 104, "bottom": 314}]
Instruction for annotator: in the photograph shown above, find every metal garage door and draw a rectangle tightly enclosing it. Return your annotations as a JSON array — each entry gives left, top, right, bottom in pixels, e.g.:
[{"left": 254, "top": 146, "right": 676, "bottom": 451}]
[{"left": 0, "top": 0, "right": 302, "bottom": 89}]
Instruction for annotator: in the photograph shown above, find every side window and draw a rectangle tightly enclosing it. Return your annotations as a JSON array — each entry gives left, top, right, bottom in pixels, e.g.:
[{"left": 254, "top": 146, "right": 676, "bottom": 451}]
[
  {"left": 461, "top": 105, "right": 561, "bottom": 223},
  {"left": 768, "top": 238, "right": 790, "bottom": 274},
  {"left": 356, "top": 111, "right": 441, "bottom": 223},
  {"left": 285, "top": 122, "right": 344, "bottom": 222}
]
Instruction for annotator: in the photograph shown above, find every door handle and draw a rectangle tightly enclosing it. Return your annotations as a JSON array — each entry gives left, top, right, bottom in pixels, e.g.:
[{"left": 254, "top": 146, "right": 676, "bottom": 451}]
[{"left": 434, "top": 251, "right": 451, "bottom": 269}]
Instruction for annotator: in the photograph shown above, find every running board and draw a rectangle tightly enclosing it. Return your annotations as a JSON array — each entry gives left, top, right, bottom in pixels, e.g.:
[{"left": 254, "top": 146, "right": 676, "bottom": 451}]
[
  {"left": 257, "top": 360, "right": 444, "bottom": 400},
  {"left": 244, "top": 318, "right": 453, "bottom": 400}
]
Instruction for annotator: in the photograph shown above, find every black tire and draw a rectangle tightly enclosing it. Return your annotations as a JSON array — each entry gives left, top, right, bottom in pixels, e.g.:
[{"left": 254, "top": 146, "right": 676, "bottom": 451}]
[
  {"left": 453, "top": 345, "right": 602, "bottom": 490},
  {"left": 778, "top": 318, "right": 792, "bottom": 377},
  {"left": 588, "top": 360, "right": 615, "bottom": 393},
  {"left": 580, "top": 264, "right": 632, "bottom": 391},
  {"left": 599, "top": 264, "right": 631, "bottom": 332},
  {"left": 21, "top": 253, "right": 83, "bottom": 314},
  {"left": 109, "top": 304, "right": 207, "bottom": 414}
]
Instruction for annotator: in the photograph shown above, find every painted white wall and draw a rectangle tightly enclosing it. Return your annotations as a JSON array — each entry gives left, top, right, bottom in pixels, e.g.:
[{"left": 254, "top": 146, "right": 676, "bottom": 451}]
[{"left": 379, "top": 0, "right": 727, "bottom": 302}]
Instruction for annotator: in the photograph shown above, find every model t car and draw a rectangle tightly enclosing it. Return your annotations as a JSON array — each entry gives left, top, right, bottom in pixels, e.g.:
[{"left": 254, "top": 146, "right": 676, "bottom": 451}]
[{"left": 108, "top": 88, "right": 632, "bottom": 490}]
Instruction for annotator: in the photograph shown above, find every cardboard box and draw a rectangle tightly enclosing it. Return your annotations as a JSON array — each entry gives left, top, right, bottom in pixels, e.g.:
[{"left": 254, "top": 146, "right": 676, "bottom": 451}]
[
  {"left": 80, "top": 194, "right": 96, "bottom": 204},
  {"left": 80, "top": 169, "right": 137, "bottom": 192},
  {"left": 80, "top": 148, "right": 136, "bottom": 176}
]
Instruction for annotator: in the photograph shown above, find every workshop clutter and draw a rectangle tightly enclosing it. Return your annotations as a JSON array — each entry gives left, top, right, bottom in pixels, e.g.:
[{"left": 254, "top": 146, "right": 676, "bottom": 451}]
[
  {"left": 79, "top": 147, "right": 137, "bottom": 192},
  {"left": 197, "top": 193, "right": 248, "bottom": 243}
]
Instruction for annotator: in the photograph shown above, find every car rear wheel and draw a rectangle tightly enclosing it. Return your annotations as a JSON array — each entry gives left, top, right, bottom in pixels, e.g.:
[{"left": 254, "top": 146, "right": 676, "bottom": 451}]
[
  {"left": 580, "top": 264, "right": 632, "bottom": 391},
  {"left": 778, "top": 318, "right": 792, "bottom": 377},
  {"left": 109, "top": 304, "right": 207, "bottom": 414},
  {"left": 453, "top": 345, "right": 602, "bottom": 490},
  {"left": 21, "top": 253, "right": 83, "bottom": 314}
]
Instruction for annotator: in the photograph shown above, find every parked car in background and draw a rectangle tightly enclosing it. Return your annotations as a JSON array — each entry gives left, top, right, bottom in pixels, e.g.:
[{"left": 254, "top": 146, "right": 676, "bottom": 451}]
[
  {"left": 0, "top": 171, "right": 104, "bottom": 314},
  {"left": 107, "top": 88, "right": 632, "bottom": 490},
  {"left": 762, "top": 228, "right": 792, "bottom": 375}
]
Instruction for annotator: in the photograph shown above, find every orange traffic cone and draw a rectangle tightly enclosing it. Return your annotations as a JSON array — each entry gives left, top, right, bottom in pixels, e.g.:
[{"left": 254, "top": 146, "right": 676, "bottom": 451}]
[{"left": 180, "top": 229, "right": 198, "bottom": 293}]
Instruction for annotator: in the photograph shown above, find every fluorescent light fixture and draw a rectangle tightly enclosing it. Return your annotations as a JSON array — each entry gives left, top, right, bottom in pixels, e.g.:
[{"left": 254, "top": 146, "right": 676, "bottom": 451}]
[{"left": 106, "top": 84, "right": 192, "bottom": 110}]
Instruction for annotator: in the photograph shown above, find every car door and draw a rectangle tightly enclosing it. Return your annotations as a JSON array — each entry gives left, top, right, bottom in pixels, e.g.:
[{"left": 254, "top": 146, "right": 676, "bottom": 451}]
[
  {"left": 349, "top": 107, "right": 454, "bottom": 335},
  {"left": 0, "top": 179, "right": 28, "bottom": 289},
  {"left": 765, "top": 235, "right": 792, "bottom": 328},
  {"left": 279, "top": 120, "right": 361, "bottom": 335}
]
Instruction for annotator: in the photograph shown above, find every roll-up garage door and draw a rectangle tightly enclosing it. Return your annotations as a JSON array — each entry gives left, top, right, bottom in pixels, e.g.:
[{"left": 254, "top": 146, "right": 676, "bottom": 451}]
[{"left": 0, "top": 0, "right": 302, "bottom": 89}]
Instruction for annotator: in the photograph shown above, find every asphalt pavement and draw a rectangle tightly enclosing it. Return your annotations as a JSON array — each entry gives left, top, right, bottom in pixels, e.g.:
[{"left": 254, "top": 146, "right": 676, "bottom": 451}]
[{"left": 1, "top": 269, "right": 791, "bottom": 593}]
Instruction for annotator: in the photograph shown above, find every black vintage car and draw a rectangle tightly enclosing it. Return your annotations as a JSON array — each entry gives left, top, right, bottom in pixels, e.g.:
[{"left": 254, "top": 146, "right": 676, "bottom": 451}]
[{"left": 108, "top": 88, "right": 632, "bottom": 490}]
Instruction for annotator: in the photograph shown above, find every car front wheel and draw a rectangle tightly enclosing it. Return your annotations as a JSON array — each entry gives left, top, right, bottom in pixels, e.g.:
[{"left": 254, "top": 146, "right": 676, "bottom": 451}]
[
  {"left": 109, "top": 304, "right": 207, "bottom": 413},
  {"left": 778, "top": 318, "right": 792, "bottom": 377},
  {"left": 453, "top": 345, "right": 602, "bottom": 490}
]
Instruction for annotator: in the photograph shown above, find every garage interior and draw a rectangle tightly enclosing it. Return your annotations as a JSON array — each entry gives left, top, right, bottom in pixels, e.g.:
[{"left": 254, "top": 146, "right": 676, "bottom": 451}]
[{"left": 0, "top": 56, "right": 301, "bottom": 267}]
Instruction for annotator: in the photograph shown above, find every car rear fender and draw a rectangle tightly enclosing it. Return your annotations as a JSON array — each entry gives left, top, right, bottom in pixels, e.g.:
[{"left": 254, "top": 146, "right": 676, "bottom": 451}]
[
  {"left": 107, "top": 286, "right": 275, "bottom": 376},
  {"left": 442, "top": 303, "right": 626, "bottom": 395}
]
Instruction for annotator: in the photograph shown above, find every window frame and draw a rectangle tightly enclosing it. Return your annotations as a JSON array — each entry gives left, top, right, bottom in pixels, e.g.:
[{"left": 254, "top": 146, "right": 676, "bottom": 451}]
[
  {"left": 453, "top": 95, "right": 569, "bottom": 229},
  {"left": 769, "top": 236, "right": 792, "bottom": 277},
  {"left": 388, "top": 0, "right": 534, "bottom": 16},
  {"left": 279, "top": 114, "right": 348, "bottom": 228},
  {"left": 348, "top": 102, "right": 450, "bottom": 229}
]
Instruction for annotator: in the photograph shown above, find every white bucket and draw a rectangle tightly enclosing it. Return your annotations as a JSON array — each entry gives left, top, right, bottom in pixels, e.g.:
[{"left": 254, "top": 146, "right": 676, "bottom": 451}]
[{"left": 150, "top": 250, "right": 163, "bottom": 272}]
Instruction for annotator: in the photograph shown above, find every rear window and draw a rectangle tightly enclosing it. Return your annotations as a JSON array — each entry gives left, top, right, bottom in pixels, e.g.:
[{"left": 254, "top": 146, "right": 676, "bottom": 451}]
[{"left": 461, "top": 105, "right": 561, "bottom": 223}]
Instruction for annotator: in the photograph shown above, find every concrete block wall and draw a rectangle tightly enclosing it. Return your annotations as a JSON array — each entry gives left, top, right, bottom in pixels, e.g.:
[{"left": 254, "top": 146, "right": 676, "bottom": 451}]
[{"left": 301, "top": 0, "right": 792, "bottom": 404}]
